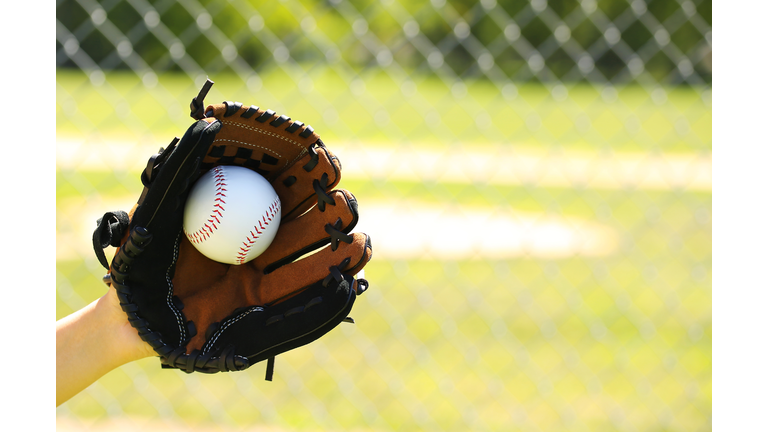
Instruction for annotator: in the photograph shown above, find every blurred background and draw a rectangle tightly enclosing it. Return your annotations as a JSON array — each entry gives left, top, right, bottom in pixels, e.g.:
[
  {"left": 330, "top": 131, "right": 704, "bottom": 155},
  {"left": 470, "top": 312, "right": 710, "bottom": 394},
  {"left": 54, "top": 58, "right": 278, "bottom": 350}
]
[{"left": 55, "top": 0, "right": 712, "bottom": 431}]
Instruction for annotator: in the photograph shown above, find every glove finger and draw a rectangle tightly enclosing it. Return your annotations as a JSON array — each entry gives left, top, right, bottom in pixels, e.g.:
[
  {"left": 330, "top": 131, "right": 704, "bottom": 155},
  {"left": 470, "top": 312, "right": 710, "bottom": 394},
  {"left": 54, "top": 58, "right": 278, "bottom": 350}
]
[
  {"left": 171, "top": 229, "right": 372, "bottom": 353},
  {"left": 201, "top": 102, "right": 322, "bottom": 180},
  {"left": 257, "top": 232, "right": 373, "bottom": 306},
  {"left": 271, "top": 144, "right": 342, "bottom": 221},
  {"left": 254, "top": 189, "right": 359, "bottom": 274}
]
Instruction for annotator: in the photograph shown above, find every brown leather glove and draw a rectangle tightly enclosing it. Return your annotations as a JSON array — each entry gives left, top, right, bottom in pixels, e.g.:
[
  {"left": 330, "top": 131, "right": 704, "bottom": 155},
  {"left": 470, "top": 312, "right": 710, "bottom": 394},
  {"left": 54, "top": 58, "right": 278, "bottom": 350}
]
[{"left": 93, "top": 80, "right": 372, "bottom": 379}]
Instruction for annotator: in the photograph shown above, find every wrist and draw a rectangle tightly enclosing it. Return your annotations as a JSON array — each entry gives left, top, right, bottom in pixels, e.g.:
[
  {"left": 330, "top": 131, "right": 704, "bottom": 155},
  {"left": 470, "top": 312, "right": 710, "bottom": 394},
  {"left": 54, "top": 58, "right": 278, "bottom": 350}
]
[
  {"left": 56, "top": 286, "right": 156, "bottom": 407},
  {"left": 97, "top": 287, "right": 156, "bottom": 363}
]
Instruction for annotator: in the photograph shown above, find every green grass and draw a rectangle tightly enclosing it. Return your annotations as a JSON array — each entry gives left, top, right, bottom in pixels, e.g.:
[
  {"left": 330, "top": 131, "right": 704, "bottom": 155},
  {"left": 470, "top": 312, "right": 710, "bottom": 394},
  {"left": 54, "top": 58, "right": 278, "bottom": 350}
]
[
  {"left": 56, "top": 68, "right": 711, "bottom": 432},
  {"left": 56, "top": 68, "right": 711, "bottom": 154}
]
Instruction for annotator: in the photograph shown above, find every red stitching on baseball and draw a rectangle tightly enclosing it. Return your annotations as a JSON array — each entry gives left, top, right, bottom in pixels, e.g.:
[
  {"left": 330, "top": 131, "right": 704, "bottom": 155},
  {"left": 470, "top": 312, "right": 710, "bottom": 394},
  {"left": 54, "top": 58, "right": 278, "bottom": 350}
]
[
  {"left": 185, "top": 166, "right": 228, "bottom": 245},
  {"left": 187, "top": 169, "right": 281, "bottom": 264},
  {"left": 236, "top": 196, "right": 280, "bottom": 264}
]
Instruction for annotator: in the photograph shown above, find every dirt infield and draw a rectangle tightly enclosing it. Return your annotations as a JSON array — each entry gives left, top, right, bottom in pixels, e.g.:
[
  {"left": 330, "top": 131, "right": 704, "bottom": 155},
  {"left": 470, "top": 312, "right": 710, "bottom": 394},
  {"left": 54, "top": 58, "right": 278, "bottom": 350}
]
[
  {"left": 56, "top": 138, "right": 709, "bottom": 261},
  {"left": 56, "top": 138, "right": 711, "bottom": 191},
  {"left": 354, "top": 202, "right": 618, "bottom": 259},
  {"left": 335, "top": 145, "right": 711, "bottom": 192}
]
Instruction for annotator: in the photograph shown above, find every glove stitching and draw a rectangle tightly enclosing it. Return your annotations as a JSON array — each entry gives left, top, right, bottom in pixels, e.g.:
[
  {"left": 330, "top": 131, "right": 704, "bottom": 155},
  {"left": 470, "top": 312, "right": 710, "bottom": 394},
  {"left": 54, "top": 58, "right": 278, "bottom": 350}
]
[
  {"left": 166, "top": 231, "right": 186, "bottom": 346},
  {"left": 212, "top": 137, "right": 283, "bottom": 159},
  {"left": 287, "top": 148, "right": 309, "bottom": 172},
  {"left": 222, "top": 115, "right": 315, "bottom": 169},
  {"left": 223, "top": 116, "right": 304, "bottom": 148},
  {"left": 220, "top": 120, "right": 304, "bottom": 152},
  {"left": 202, "top": 306, "right": 261, "bottom": 353}
]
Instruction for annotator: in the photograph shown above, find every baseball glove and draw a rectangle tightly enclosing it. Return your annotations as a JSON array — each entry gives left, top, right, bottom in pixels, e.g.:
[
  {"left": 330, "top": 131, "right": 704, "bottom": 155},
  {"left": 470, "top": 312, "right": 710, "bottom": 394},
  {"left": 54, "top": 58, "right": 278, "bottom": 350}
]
[{"left": 92, "top": 79, "right": 373, "bottom": 379}]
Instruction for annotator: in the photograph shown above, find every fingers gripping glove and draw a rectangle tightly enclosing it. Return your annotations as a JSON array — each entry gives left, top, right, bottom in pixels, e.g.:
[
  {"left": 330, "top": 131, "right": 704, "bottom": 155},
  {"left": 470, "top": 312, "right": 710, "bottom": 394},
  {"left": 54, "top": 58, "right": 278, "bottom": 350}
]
[{"left": 92, "top": 80, "right": 373, "bottom": 378}]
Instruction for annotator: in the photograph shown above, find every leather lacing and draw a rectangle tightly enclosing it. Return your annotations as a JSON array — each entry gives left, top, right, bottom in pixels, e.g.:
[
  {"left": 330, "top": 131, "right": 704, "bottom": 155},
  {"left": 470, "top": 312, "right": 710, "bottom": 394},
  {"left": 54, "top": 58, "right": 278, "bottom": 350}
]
[
  {"left": 93, "top": 210, "right": 130, "bottom": 270},
  {"left": 191, "top": 78, "right": 317, "bottom": 142},
  {"left": 326, "top": 218, "right": 354, "bottom": 251},
  {"left": 312, "top": 172, "right": 336, "bottom": 212}
]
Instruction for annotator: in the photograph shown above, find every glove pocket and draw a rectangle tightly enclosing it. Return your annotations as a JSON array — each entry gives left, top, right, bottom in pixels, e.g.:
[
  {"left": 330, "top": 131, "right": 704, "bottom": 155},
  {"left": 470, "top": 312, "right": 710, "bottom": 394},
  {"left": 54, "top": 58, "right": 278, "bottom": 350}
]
[{"left": 201, "top": 274, "right": 358, "bottom": 366}]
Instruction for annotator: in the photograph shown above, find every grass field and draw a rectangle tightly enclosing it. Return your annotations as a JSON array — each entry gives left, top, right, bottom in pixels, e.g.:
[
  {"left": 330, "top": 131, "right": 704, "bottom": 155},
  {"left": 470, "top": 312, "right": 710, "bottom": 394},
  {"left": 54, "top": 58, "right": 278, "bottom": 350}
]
[{"left": 56, "top": 68, "right": 711, "bottom": 431}]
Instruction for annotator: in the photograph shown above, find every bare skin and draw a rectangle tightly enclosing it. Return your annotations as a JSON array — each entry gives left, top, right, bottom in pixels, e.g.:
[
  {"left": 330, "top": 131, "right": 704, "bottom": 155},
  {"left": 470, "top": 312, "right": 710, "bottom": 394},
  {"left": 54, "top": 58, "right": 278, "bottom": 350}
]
[{"left": 56, "top": 286, "right": 155, "bottom": 406}]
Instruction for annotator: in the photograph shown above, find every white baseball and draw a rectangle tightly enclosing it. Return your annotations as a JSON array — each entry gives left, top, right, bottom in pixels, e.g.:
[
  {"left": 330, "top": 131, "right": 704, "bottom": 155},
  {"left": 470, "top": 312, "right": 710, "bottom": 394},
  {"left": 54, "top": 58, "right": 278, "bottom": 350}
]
[{"left": 183, "top": 165, "right": 281, "bottom": 265}]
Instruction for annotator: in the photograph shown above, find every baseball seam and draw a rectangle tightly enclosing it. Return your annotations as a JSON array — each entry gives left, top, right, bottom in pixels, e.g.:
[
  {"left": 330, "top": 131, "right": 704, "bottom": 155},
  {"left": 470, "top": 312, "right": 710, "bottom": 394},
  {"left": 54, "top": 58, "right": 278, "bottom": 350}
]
[
  {"left": 185, "top": 166, "right": 227, "bottom": 245},
  {"left": 235, "top": 196, "right": 281, "bottom": 264}
]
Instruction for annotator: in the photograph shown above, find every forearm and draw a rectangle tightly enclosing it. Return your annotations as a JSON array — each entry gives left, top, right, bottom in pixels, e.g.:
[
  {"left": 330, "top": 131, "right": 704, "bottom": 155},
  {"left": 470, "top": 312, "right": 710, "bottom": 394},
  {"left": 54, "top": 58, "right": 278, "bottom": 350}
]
[{"left": 56, "top": 288, "right": 155, "bottom": 406}]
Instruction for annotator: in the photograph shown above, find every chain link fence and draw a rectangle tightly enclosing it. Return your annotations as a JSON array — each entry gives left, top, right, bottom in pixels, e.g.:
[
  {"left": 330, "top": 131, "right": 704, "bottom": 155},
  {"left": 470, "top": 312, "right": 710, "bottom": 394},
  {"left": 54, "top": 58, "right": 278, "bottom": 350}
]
[{"left": 56, "top": 0, "right": 711, "bottom": 431}]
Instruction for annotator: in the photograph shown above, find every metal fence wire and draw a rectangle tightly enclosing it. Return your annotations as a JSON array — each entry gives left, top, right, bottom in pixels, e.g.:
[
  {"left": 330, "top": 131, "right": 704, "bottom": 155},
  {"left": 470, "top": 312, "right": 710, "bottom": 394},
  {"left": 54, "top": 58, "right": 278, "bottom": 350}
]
[{"left": 56, "top": 0, "right": 712, "bottom": 431}]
